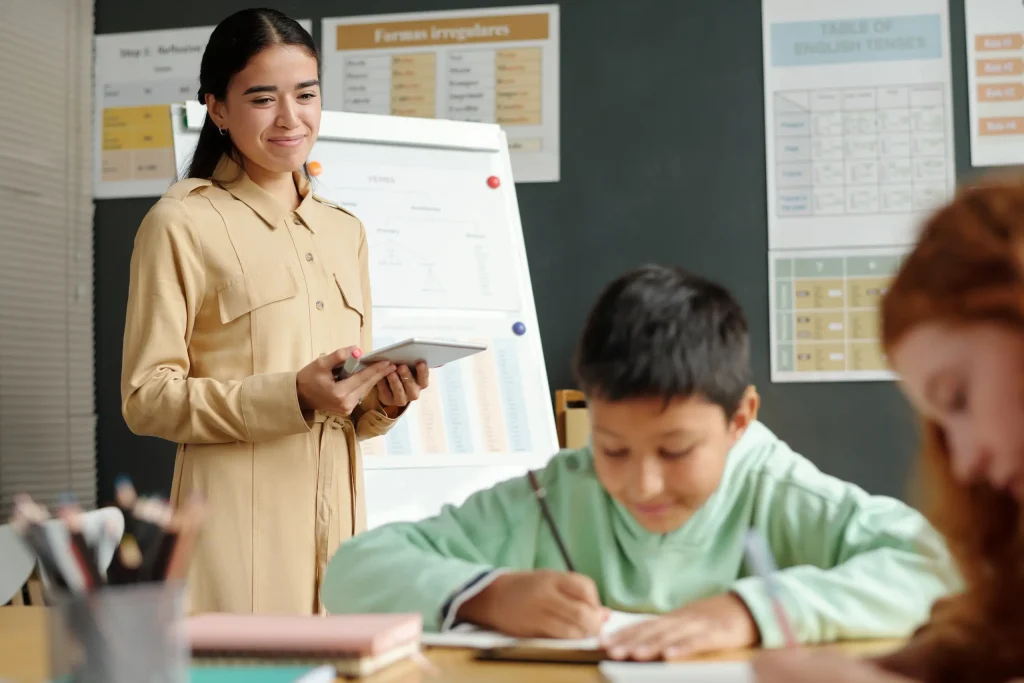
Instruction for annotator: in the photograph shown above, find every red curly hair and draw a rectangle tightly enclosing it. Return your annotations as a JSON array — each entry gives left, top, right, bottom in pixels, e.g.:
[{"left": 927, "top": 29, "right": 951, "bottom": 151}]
[{"left": 876, "top": 175, "right": 1024, "bottom": 683}]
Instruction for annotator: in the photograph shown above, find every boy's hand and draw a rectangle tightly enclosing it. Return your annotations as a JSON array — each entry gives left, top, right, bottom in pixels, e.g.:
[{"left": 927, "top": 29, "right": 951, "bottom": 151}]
[
  {"left": 602, "top": 593, "right": 758, "bottom": 661},
  {"left": 456, "top": 570, "right": 610, "bottom": 639}
]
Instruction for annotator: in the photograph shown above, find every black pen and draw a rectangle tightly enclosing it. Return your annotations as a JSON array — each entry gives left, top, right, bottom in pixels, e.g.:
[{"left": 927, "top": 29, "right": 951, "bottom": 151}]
[{"left": 526, "top": 470, "right": 576, "bottom": 572}]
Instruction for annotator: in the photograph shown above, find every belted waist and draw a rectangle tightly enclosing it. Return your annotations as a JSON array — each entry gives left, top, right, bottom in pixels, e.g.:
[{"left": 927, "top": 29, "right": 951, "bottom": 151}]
[
  {"left": 313, "top": 410, "right": 350, "bottom": 425},
  {"left": 311, "top": 406, "right": 360, "bottom": 611}
]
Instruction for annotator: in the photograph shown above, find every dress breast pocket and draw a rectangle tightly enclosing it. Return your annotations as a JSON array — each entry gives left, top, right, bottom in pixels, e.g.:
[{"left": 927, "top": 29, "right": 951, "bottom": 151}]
[
  {"left": 217, "top": 264, "right": 300, "bottom": 325},
  {"left": 333, "top": 271, "right": 365, "bottom": 340}
]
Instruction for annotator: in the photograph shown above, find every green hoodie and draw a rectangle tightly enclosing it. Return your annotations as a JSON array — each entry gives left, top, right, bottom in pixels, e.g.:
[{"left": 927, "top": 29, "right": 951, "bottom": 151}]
[{"left": 321, "top": 421, "right": 960, "bottom": 647}]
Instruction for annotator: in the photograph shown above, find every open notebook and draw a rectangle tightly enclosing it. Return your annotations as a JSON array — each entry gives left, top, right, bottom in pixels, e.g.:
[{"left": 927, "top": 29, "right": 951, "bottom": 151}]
[{"left": 421, "top": 609, "right": 655, "bottom": 650}]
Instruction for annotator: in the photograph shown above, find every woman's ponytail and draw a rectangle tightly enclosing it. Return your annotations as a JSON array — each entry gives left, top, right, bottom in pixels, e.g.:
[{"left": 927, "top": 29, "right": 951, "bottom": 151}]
[{"left": 186, "top": 108, "right": 235, "bottom": 180}]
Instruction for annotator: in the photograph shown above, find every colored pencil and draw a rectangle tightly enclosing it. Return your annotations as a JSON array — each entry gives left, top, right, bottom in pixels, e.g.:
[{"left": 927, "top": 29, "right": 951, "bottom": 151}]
[{"left": 526, "top": 470, "right": 576, "bottom": 573}]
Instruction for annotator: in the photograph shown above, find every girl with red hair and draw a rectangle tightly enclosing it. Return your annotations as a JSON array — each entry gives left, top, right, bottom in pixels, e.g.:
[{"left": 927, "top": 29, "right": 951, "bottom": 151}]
[{"left": 754, "top": 175, "right": 1024, "bottom": 683}]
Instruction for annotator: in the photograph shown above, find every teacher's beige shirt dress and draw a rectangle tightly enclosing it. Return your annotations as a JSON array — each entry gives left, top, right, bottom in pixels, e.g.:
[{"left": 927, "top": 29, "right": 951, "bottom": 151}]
[{"left": 121, "top": 154, "right": 398, "bottom": 615}]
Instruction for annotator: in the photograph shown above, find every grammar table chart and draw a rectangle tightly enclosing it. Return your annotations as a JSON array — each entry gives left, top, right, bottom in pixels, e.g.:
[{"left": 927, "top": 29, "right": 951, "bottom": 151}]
[
  {"left": 772, "top": 84, "right": 949, "bottom": 218},
  {"left": 762, "top": 0, "right": 957, "bottom": 383},
  {"left": 772, "top": 249, "right": 903, "bottom": 379}
]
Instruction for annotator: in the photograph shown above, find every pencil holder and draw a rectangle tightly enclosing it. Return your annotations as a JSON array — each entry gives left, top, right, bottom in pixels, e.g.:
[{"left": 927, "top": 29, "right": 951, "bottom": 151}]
[{"left": 47, "top": 582, "right": 188, "bottom": 683}]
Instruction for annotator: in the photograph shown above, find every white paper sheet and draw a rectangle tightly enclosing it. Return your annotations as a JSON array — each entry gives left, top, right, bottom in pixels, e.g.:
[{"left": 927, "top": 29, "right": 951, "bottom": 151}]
[
  {"left": 599, "top": 660, "right": 754, "bottom": 683},
  {"left": 420, "top": 609, "right": 655, "bottom": 649}
]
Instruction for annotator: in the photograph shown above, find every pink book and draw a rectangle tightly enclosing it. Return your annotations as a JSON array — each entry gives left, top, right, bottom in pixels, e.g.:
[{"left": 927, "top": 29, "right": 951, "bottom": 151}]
[{"left": 186, "top": 613, "right": 423, "bottom": 658}]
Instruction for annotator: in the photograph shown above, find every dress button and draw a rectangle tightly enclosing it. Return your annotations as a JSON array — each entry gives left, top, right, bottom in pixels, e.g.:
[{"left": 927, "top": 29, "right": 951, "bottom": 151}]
[
  {"left": 293, "top": 217, "right": 302, "bottom": 225},
  {"left": 305, "top": 252, "right": 314, "bottom": 262},
  {"left": 316, "top": 300, "right": 324, "bottom": 310}
]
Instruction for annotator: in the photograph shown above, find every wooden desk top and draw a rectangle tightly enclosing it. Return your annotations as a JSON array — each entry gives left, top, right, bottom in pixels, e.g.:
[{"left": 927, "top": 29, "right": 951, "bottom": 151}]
[{"left": 0, "top": 606, "right": 902, "bottom": 683}]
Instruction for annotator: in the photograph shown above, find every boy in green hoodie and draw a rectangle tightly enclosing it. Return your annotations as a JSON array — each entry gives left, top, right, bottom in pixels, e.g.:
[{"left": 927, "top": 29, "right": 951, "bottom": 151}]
[{"left": 321, "top": 265, "right": 959, "bottom": 661}]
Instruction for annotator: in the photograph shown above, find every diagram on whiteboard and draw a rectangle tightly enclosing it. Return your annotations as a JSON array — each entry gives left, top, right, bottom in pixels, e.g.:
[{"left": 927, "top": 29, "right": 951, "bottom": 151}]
[
  {"left": 311, "top": 157, "right": 522, "bottom": 312},
  {"left": 762, "top": 0, "right": 955, "bottom": 383}
]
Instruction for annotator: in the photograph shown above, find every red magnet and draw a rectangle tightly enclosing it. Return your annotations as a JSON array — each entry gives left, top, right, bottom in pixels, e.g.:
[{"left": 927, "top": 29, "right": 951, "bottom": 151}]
[{"left": 487, "top": 175, "right": 501, "bottom": 189}]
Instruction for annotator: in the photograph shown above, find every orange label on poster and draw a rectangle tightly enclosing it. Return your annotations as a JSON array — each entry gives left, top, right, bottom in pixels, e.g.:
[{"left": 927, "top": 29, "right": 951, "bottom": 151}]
[
  {"left": 975, "top": 34, "right": 1024, "bottom": 51},
  {"left": 337, "top": 13, "right": 548, "bottom": 50}
]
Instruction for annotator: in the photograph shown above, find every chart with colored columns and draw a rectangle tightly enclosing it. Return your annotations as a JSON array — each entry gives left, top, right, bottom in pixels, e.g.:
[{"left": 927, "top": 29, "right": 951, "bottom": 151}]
[
  {"left": 100, "top": 104, "right": 176, "bottom": 183},
  {"left": 772, "top": 252, "right": 902, "bottom": 382},
  {"left": 358, "top": 336, "right": 532, "bottom": 459}
]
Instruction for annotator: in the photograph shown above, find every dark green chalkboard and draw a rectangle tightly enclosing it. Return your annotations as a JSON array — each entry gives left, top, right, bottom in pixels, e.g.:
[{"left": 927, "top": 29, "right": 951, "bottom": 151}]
[{"left": 93, "top": 0, "right": 973, "bottom": 506}]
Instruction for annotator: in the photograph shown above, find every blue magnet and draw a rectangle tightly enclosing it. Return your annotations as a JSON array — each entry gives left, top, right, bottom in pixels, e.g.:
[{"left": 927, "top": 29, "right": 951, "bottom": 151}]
[{"left": 512, "top": 321, "right": 526, "bottom": 336}]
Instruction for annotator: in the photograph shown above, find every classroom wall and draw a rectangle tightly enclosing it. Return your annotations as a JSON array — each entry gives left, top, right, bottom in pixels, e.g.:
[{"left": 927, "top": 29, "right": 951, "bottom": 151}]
[{"left": 93, "top": 0, "right": 973, "bottom": 505}]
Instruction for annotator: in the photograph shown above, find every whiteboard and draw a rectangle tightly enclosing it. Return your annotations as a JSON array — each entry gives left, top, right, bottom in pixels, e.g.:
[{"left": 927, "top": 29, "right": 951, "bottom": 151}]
[{"left": 171, "top": 101, "right": 558, "bottom": 527}]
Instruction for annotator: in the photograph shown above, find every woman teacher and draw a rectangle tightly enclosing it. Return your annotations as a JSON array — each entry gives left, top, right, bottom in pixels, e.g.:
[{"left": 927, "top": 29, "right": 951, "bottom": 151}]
[{"left": 120, "top": 9, "right": 428, "bottom": 614}]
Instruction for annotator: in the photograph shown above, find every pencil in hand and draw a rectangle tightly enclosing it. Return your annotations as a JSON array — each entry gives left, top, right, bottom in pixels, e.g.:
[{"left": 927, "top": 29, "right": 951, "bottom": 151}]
[{"left": 526, "top": 470, "right": 576, "bottom": 573}]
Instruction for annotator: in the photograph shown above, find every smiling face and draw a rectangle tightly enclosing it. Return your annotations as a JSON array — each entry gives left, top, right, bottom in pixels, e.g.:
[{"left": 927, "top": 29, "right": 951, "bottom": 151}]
[
  {"left": 205, "top": 44, "right": 321, "bottom": 178},
  {"left": 891, "top": 322, "right": 1024, "bottom": 500},
  {"left": 589, "top": 390, "right": 757, "bottom": 534}
]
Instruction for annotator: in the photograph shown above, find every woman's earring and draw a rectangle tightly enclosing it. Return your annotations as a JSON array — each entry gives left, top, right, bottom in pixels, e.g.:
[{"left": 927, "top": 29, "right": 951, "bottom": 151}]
[{"left": 218, "top": 127, "right": 228, "bottom": 136}]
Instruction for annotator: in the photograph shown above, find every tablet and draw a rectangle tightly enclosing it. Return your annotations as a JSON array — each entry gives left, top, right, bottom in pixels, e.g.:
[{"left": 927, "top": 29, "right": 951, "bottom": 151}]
[{"left": 358, "top": 338, "right": 487, "bottom": 370}]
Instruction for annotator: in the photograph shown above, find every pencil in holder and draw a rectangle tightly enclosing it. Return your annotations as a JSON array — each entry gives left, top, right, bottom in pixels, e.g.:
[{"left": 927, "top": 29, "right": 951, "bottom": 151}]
[{"left": 47, "top": 581, "right": 188, "bottom": 683}]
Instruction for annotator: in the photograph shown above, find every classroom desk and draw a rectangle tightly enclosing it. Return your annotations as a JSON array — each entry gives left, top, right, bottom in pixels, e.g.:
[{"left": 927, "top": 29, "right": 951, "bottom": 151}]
[{"left": 0, "top": 606, "right": 902, "bottom": 683}]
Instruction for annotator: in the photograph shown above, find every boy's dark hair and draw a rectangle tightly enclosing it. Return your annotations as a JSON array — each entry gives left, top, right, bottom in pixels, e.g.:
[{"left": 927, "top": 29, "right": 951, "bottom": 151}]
[{"left": 572, "top": 265, "right": 751, "bottom": 418}]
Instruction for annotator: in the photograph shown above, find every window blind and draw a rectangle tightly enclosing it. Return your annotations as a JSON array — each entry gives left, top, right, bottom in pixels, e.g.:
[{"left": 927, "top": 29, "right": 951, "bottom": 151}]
[{"left": 0, "top": 0, "right": 96, "bottom": 519}]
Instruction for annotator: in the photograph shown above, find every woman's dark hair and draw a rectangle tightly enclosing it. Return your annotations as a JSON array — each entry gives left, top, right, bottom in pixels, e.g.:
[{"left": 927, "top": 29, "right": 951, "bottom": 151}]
[{"left": 187, "top": 8, "right": 320, "bottom": 180}]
